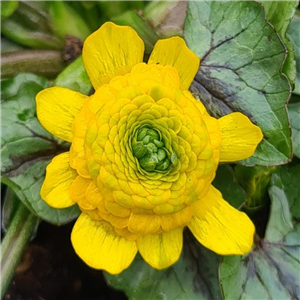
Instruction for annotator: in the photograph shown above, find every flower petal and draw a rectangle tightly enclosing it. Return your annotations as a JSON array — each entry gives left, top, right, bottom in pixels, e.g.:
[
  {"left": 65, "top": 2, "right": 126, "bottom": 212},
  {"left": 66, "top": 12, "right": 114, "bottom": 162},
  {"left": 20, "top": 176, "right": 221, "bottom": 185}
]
[
  {"left": 71, "top": 213, "right": 137, "bottom": 274},
  {"left": 188, "top": 185, "right": 255, "bottom": 255},
  {"left": 218, "top": 112, "right": 263, "bottom": 162},
  {"left": 83, "top": 22, "right": 144, "bottom": 90},
  {"left": 148, "top": 37, "right": 200, "bottom": 90},
  {"left": 36, "top": 86, "right": 88, "bottom": 142},
  {"left": 137, "top": 228, "right": 183, "bottom": 269},
  {"left": 41, "top": 152, "right": 77, "bottom": 208}
]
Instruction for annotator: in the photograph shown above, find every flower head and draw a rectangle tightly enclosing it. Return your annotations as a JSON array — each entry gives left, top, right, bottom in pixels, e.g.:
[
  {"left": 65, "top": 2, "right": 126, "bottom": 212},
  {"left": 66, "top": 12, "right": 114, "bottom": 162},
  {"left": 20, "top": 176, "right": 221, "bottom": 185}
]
[{"left": 36, "top": 22, "right": 263, "bottom": 274}]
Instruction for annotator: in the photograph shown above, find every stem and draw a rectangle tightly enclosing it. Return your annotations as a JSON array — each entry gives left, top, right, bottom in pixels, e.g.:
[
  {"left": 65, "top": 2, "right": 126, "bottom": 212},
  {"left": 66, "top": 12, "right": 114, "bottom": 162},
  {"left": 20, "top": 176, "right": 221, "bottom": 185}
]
[
  {"left": 1, "top": 50, "right": 65, "bottom": 79},
  {"left": 1, "top": 202, "right": 39, "bottom": 299}
]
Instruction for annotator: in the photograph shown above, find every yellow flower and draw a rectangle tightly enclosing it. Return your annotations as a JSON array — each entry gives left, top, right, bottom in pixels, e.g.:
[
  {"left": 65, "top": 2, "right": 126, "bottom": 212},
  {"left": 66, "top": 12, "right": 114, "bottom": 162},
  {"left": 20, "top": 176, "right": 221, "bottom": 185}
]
[{"left": 36, "top": 22, "right": 263, "bottom": 274}]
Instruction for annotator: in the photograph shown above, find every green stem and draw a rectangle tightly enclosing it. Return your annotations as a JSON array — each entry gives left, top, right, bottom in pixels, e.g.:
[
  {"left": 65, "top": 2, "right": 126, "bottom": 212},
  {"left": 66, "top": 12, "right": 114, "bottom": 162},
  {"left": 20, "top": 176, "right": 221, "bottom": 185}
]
[
  {"left": 1, "top": 50, "right": 65, "bottom": 79},
  {"left": 1, "top": 202, "right": 39, "bottom": 299}
]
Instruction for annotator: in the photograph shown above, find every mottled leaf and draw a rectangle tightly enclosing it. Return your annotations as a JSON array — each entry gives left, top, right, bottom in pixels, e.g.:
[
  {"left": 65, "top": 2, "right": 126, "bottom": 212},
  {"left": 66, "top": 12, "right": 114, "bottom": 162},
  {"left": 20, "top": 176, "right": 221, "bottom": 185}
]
[
  {"left": 1, "top": 74, "right": 80, "bottom": 225},
  {"left": 185, "top": 1, "right": 292, "bottom": 165},
  {"left": 287, "top": 15, "right": 300, "bottom": 95},
  {"left": 105, "top": 232, "right": 222, "bottom": 300},
  {"left": 220, "top": 164, "right": 300, "bottom": 300},
  {"left": 259, "top": 1, "right": 298, "bottom": 85},
  {"left": 288, "top": 103, "right": 300, "bottom": 158}
]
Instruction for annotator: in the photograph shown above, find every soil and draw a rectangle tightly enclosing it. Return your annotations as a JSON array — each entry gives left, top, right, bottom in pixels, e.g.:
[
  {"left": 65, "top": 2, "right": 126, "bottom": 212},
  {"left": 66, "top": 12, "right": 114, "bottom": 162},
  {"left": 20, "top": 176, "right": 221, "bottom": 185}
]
[{"left": 4, "top": 221, "right": 128, "bottom": 300}]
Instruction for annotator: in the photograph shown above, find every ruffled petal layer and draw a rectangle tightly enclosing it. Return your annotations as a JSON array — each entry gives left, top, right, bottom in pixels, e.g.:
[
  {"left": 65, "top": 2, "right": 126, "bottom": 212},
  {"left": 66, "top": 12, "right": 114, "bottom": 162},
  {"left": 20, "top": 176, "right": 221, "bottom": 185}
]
[
  {"left": 41, "top": 152, "right": 77, "bottom": 208},
  {"left": 71, "top": 213, "right": 137, "bottom": 274},
  {"left": 148, "top": 37, "right": 200, "bottom": 90},
  {"left": 83, "top": 22, "right": 144, "bottom": 90},
  {"left": 188, "top": 185, "right": 255, "bottom": 255},
  {"left": 36, "top": 87, "right": 88, "bottom": 142}
]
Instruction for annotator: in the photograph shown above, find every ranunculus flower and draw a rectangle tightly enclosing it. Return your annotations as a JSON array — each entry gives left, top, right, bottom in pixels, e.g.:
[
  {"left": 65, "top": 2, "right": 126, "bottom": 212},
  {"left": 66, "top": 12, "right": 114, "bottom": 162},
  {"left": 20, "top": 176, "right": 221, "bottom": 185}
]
[{"left": 36, "top": 22, "right": 263, "bottom": 274}]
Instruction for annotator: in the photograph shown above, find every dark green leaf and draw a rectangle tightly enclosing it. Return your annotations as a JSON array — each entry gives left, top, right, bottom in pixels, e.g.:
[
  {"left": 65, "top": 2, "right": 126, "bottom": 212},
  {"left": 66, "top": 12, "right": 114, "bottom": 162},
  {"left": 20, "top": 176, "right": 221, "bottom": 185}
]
[
  {"left": 212, "top": 164, "right": 246, "bottom": 209},
  {"left": 259, "top": 1, "right": 298, "bottom": 85},
  {"left": 185, "top": 1, "right": 292, "bottom": 165},
  {"left": 288, "top": 104, "right": 300, "bottom": 158},
  {"left": 1, "top": 74, "right": 80, "bottom": 225},
  {"left": 287, "top": 16, "right": 300, "bottom": 95},
  {"left": 220, "top": 164, "right": 300, "bottom": 300},
  {"left": 234, "top": 165, "right": 277, "bottom": 208},
  {"left": 105, "top": 232, "right": 222, "bottom": 300}
]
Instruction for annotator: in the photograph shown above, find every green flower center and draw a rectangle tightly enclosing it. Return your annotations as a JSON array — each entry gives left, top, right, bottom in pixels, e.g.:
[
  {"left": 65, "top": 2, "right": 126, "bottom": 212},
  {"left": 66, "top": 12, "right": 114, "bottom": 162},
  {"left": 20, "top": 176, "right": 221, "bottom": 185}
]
[{"left": 131, "top": 126, "right": 177, "bottom": 172}]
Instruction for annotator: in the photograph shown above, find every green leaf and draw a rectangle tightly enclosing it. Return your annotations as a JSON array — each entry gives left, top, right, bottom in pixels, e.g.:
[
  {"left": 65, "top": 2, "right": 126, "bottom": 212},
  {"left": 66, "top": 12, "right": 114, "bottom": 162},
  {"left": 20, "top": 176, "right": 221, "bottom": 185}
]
[
  {"left": 185, "top": 1, "right": 292, "bottom": 165},
  {"left": 287, "top": 17, "right": 300, "bottom": 95},
  {"left": 234, "top": 165, "right": 277, "bottom": 208},
  {"left": 288, "top": 103, "right": 300, "bottom": 158},
  {"left": 259, "top": 1, "right": 298, "bottom": 85},
  {"left": 54, "top": 56, "right": 92, "bottom": 95},
  {"left": 1, "top": 73, "right": 48, "bottom": 100},
  {"left": 1, "top": 1, "right": 19, "bottom": 19},
  {"left": 212, "top": 164, "right": 246, "bottom": 209},
  {"left": 112, "top": 11, "right": 159, "bottom": 53},
  {"left": 105, "top": 232, "right": 222, "bottom": 300},
  {"left": 1, "top": 74, "right": 80, "bottom": 225},
  {"left": 220, "top": 164, "right": 300, "bottom": 300},
  {"left": 48, "top": 1, "right": 91, "bottom": 41}
]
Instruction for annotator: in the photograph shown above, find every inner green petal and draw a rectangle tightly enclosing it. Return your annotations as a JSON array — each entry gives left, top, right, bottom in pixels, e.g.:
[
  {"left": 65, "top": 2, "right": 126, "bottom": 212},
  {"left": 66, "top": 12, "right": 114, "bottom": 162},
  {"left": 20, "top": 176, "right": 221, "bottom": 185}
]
[{"left": 132, "top": 125, "right": 177, "bottom": 172}]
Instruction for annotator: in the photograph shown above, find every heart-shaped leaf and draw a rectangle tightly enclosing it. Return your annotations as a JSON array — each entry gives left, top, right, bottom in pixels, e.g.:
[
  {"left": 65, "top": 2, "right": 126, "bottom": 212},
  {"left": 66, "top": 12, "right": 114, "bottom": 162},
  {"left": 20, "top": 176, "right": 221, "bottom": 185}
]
[
  {"left": 220, "top": 164, "right": 300, "bottom": 300},
  {"left": 1, "top": 74, "right": 80, "bottom": 225},
  {"left": 184, "top": 1, "right": 292, "bottom": 165}
]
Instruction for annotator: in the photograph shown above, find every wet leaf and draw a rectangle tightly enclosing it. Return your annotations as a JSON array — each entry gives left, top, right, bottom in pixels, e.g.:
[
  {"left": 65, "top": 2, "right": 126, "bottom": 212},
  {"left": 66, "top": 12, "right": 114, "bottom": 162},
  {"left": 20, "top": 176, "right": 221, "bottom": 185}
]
[
  {"left": 1, "top": 74, "right": 80, "bottom": 225},
  {"left": 288, "top": 103, "right": 300, "bottom": 158},
  {"left": 105, "top": 232, "right": 222, "bottom": 300},
  {"left": 220, "top": 164, "right": 300, "bottom": 300},
  {"left": 185, "top": 1, "right": 292, "bottom": 165}
]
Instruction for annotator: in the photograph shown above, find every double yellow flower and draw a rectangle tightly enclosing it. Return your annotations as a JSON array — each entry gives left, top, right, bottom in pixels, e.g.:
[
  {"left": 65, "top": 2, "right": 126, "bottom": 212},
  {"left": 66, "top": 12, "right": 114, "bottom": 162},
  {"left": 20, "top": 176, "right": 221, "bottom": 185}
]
[{"left": 36, "top": 22, "right": 263, "bottom": 274}]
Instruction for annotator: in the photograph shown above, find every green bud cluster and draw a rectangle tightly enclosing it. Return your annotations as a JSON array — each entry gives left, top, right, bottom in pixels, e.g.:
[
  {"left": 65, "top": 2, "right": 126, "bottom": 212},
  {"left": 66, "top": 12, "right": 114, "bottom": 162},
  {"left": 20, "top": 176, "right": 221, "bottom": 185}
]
[{"left": 132, "top": 126, "right": 177, "bottom": 172}]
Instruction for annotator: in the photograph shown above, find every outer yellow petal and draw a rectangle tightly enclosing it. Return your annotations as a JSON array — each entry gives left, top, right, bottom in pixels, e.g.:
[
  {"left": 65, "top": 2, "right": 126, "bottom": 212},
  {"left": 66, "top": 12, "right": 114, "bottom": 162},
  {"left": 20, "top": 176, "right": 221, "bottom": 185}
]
[
  {"left": 218, "top": 112, "right": 263, "bottom": 162},
  {"left": 148, "top": 37, "right": 200, "bottom": 90},
  {"left": 36, "top": 86, "right": 88, "bottom": 142},
  {"left": 188, "top": 185, "right": 255, "bottom": 255},
  {"left": 71, "top": 213, "right": 137, "bottom": 274},
  {"left": 41, "top": 152, "right": 77, "bottom": 208},
  {"left": 137, "top": 228, "right": 183, "bottom": 269},
  {"left": 82, "top": 22, "right": 144, "bottom": 90}
]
